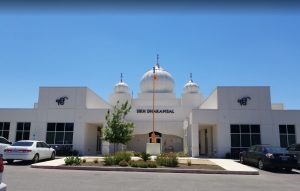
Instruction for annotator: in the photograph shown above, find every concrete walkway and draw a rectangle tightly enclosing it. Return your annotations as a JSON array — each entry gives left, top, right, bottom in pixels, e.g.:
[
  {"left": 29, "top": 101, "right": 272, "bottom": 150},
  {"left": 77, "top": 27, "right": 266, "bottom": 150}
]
[
  {"left": 31, "top": 156, "right": 259, "bottom": 175},
  {"left": 31, "top": 157, "right": 259, "bottom": 175}
]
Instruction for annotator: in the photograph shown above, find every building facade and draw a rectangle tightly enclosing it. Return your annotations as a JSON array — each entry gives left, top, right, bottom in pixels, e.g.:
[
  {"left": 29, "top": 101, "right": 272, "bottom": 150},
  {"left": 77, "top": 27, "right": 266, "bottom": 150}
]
[{"left": 0, "top": 64, "right": 299, "bottom": 157}]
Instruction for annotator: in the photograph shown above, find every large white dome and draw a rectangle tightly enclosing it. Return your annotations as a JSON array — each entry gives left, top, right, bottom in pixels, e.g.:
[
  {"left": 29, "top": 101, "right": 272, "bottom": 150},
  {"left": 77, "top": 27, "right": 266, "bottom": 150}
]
[{"left": 140, "top": 64, "right": 174, "bottom": 93}]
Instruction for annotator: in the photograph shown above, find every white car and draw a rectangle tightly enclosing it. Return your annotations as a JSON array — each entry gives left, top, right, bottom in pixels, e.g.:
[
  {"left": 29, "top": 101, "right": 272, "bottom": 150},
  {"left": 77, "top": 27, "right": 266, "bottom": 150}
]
[
  {"left": 3, "top": 140, "right": 55, "bottom": 164},
  {"left": 0, "top": 137, "right": 12, "bottom": 155}
]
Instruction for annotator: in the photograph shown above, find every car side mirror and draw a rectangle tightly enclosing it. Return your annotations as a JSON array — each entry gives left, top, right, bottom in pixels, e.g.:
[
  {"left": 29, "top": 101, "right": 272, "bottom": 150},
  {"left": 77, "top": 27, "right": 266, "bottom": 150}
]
[{"left": 8, "top": 141, "right": 12, "bottom": 145}]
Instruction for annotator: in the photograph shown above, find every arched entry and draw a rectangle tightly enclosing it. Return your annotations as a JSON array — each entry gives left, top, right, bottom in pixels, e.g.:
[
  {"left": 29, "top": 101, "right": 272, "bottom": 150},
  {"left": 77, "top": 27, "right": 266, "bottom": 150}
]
[{"left": 148, "top": 131, "right": 162, "bottom": 143}]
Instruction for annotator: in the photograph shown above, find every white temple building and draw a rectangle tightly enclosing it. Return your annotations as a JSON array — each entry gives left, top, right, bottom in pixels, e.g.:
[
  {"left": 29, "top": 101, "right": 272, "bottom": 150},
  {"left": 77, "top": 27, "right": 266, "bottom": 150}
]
[{"left": 0, "top": 63, "right": 299, "bottom": 158}]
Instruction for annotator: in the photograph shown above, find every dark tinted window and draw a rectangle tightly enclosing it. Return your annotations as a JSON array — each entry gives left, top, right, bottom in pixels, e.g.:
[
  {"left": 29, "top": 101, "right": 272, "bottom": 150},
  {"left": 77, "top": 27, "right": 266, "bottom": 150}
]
[
  {"left": 287, "top": 125, "right": 295, "bottom": 134},
  {"left": 230, "top": 125, "right": 240, "bottom": 133},
  {"left": 241, "top": 125, "right": 250, "bottom": 133},
  {"left": 0, "top": 123, "right": 3, "bottom": 130},
  {"left": 231, "top": 134, "right": 240, "bottom": 147},
  {"left": 65, "top": 123, "right": 74, "bottom": 131},
  {"left": 12, "top": 141, "right": 33, "bottom": 146},
  {"left": 24, "top": 123, "right": 31, "bottom": 131},
  {"left": 251, "top": 134, "right": 261, "bottom": 145},
  {"left": 3, "top": 122, "right": 10, "bottom": 130},
  {"left": 17, "top": 123, "right": 23, "bottom": 131},
  {"left": 42, "top": 142, "right": 50, "bottom": 148},
  {"left": 251, "top": 125, "right": 260, "bottom": 133},
  {"left": 241, "top": 134, "right": 250, "bottom": 147},
  {"left": 296, "top": 145, "right": 300, "bottom": 151},
  {"left": 279, "top": 125, "right": 287, "bottom": 134},
  {"left": 47, "top": 123, "right": 56, "bottom": 131},
  {"left": 56, "top": 123, "right": 65, "bottom": 131}
]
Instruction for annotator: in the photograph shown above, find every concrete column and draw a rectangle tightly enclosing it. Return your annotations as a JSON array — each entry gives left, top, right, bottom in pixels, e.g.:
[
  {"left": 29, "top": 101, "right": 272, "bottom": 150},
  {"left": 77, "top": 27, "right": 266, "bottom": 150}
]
[
  {"left": 72, "top": 121, "right": 86, "bottom": 155},
  {"left": 191, "top": 123, "right": 199, "bottom": 157}
]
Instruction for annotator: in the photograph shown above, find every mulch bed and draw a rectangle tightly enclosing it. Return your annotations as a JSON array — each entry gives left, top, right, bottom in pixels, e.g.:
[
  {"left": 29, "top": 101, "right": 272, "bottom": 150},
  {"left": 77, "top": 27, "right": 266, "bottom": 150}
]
[{"left": 78, "top": 162, "right": 224, "bottom": 170}]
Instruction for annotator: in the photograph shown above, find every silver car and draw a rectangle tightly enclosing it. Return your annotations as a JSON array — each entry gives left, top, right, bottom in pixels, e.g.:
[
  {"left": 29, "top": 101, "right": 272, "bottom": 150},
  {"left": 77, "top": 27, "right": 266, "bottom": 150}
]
[
  {"left": 0, "top": 137, "right": 12, "bottom": 155},
  {"left": 3, "top": 140, "right": 55, "bottom": 164}
]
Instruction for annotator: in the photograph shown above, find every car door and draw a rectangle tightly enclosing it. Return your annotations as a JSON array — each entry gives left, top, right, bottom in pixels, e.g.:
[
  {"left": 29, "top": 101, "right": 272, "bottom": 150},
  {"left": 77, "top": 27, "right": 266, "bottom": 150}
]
[
  {"left": 36, "top": 142, "right": 46, "bottom": 159},
  {"left": 245, "top": 146, "right": 256, "bottom": 164},
  {"left": 42, "top": 142, "right": 52, "bottom": 159}
]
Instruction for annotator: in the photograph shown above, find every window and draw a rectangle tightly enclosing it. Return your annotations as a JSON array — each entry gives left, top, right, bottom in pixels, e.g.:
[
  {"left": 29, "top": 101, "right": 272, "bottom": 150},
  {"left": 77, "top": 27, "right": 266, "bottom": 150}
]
[
  {"left": 16, "top": 122, "right": 31, "bottom": 141},
  {"left": 46, "top": 123, "right": 74, "bottom": 147},
  {"left": 279, "top": 124, "right": 296, "bottom": 148},
  {"left": 230, "top": 124, "right": 261, "bottom": 157},
  {"left": 0, "top": 122, "right": 10, "bottom": 139}
]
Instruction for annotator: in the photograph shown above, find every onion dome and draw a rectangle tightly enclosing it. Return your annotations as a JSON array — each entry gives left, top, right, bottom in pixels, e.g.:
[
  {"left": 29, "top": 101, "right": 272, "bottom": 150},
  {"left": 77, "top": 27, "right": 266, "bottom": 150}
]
[
  {"left": 114, "top": 73, "right": 129, "bottom": 93},
  {"left": 183, "top": 73, "right": 199, "bottom": 94},
  {"left": 140, "top": 64, "right": 175, "bottom": 93}
]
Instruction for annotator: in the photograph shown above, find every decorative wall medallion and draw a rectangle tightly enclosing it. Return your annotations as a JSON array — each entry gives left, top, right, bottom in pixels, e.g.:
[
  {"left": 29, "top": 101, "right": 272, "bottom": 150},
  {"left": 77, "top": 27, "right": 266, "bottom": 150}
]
[
  {"left": 237, "top": 96, "right": 251, "bottom": 106},
  {"left": 56, "top": 96, "right": 68, "bottom": 106}
]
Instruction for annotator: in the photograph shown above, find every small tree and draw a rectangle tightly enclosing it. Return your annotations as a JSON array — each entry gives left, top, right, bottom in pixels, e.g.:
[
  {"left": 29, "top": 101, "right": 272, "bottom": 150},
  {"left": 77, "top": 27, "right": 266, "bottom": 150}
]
[{"left": 104, "top": 101, "right": 134, "bottom": 153}]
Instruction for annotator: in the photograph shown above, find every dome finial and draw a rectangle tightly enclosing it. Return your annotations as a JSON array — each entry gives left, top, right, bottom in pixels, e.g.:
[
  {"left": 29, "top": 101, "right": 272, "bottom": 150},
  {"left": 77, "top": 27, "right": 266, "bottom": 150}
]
[
  {"left": 120, "top": 73, "right": 123, "bottom": 82},
  {"left": 156, "top": 54, "right": 160, "bottom": 68},
  {"left": 190, "top": 73, "right": 193, "bottom": 82}
]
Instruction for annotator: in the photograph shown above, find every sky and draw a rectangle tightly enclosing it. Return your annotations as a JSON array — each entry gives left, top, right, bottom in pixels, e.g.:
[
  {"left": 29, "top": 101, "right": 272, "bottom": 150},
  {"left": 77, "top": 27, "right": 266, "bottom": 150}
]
[{"left": 0, "top": 3, "right": 300, "bottom": 109}]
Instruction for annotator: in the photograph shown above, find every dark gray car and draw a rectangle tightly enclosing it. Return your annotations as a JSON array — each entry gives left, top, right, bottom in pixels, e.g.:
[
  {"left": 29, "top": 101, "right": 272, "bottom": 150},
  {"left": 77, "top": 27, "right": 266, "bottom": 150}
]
[{"left": 287, "top": 144, "right": 300, "bottom": 168}]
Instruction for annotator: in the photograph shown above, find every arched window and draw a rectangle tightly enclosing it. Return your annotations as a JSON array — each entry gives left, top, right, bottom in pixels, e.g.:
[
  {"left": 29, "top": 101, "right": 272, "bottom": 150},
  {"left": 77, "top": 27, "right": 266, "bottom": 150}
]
[{"left": 148, "top": 131, "right": 162, "bottom": 143}]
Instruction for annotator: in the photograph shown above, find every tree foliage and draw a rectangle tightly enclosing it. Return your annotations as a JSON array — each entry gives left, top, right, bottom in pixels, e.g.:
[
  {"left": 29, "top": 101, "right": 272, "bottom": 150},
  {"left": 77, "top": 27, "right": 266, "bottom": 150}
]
[{"left": 104, "top": 101, "right": 134, "bottom": 152}]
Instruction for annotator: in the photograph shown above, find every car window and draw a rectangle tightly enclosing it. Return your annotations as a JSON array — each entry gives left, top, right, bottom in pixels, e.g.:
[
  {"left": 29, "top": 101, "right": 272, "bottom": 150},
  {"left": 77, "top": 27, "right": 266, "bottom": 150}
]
[
  {"left": 255, "top": 146, "right": 262, "bottom": 152},
  {"left": 0, "top": 137, "right": 8, "bottom": 144},
  {"left": 12, "top": 141, "right": 33, "bottom": 146},
  {"left": 265, "top": 147, "right": 288, "bottom": 153},
  {"left": 288, "top": 145, "right": 296, "bottom": 151},
  {"left": 36, "top": 142, "right": 43, "bottom": 148},
  {"left": 248, "top": 146, "right": 256, "bottom": 152},
  {"left": 295, "top": 145, "right": 300, "bottom": 151},
  {"left": 42, "top": 142, "right": 50, "bottom": 148}
]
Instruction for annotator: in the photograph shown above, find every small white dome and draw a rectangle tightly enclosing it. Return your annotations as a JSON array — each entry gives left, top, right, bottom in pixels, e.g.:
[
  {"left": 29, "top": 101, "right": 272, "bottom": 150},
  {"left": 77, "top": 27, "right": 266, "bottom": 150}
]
[
  {"left": 183, "top": 80, "right": 199, "bottom": 94},
  {"left": 140, "top": 64, "right": 174, "bottom": 93},
  {"left": 114, "top": 81, "right": 129, "bottom": 93}
]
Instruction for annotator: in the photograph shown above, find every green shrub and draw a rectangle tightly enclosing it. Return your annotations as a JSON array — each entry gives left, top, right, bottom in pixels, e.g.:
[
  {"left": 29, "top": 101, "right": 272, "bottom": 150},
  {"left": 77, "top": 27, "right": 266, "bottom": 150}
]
[
  {"left": 156, "top": 153, "right": 178, "bottom": 167},
  {"left": 187, "top": 159, "right": 192, "bottom": 166},
  {"left": 104, "top": 155, "right": 115, "bottom": 166},
  {"left": 176, "top": 151, "right": 189, "bottom": 157},
  {"left": 129, "top": 160, "right": 138, "bottom": 167},
  {"left": 147, "top": 161, "right": 157, "bottom": 168},
  {"left": 114, "top": 151, "right": 132, "bottom": 164},
  {"left": 64, "top": 156, "right": 81, "bottom": 166},
  {"left": 137, "top": 161, "right": 148, "bottom": 168},
  {"left": 129, "top": 160, "right": 150, "bottom": 168},
  {"left": 119, "top": 160, "right": 129, "bottom": 167},
  {"left": 133, "top": 151, "right": 141, "bottom": 157},
  {"left": 140, "top": 152, "right": 151, "bottom": 161}
]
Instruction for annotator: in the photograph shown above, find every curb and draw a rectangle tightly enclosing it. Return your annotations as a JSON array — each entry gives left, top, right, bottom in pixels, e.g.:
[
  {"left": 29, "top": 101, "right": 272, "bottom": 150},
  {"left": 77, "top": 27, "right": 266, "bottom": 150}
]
[{"left": 31, "top": 165, "right": 259, "bottom": 175}]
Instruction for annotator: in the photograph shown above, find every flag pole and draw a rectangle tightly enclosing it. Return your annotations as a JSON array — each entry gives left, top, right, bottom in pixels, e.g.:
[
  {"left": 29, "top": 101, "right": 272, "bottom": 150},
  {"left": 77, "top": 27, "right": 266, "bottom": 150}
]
[{"left": 151, "top": 65, "right": 156, "bottom": 143}]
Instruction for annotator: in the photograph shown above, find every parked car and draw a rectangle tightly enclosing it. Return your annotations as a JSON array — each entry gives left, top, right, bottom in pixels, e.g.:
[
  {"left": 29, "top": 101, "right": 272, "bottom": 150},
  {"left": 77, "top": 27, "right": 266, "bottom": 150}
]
[
  {"left": 239, "top": 145, "right": 298, "bottom": 171},
  {"left": 3, "top": 140, "right": 55, "bottom": 164},
  {"left": 0, "top": 155, "right": 7, "bottom": 191},
  {"left": 287, "top": 144, "right": 300, "bottom": 168},
  {"left": 0, "top": 137, "right": 12, "bottom": 155}
]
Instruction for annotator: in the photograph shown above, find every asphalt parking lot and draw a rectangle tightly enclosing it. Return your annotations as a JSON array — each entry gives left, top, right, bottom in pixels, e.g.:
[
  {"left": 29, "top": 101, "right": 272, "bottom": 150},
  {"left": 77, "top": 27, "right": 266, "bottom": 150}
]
[{"left": 3, "top": 161, "right": 300, "bottom": 191}]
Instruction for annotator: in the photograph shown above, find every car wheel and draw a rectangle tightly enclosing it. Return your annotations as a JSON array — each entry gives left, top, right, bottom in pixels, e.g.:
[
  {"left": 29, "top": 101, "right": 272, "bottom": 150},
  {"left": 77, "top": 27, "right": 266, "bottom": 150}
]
[
  {"left": 6, "top": 159, "right": 14, "bottom": 164},
  {"left": 32, "top": 154, "right": 39, "bottom": 163},
  {"left": 240, "top": 156, "right": 245, "bottom": 164},
  {"left": 258, "top": 159, "right": 264, "bottom": 170},
  {"left": 51, "top": 152, "right": 55, "bottom": 160}
]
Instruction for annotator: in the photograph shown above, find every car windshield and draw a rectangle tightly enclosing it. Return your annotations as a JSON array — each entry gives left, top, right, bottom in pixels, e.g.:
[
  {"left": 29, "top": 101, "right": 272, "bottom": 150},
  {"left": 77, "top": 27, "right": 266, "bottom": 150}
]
[
  {"left": 265, "top": 147, "right": 288, "bottom": 153},
  {"left": 12, "top": 141, "right": 34, "bottom": 146}
]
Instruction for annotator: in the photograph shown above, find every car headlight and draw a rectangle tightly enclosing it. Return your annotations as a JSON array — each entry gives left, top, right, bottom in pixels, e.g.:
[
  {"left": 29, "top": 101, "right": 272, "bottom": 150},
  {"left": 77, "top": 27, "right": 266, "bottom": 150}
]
[{"left": 265, "top": 153, "right": 274, "bottom": 159}]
